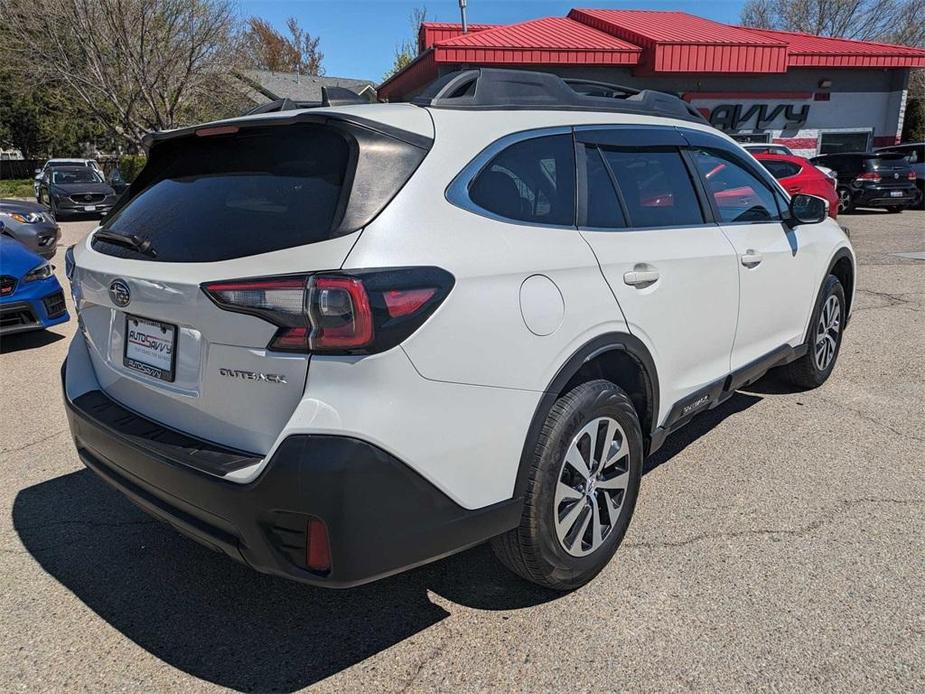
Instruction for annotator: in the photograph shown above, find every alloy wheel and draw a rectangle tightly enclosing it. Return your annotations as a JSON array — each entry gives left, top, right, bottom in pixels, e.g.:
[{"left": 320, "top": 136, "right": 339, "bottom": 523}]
[
  {"left": 554, "top": 416, "right": 630, "bottom": 557},
  {"left": 814, "top": 295, "right": 841, "bottom": 371},
  {"left": 837, "top": 189, "right": 851, "bottom": 213}
]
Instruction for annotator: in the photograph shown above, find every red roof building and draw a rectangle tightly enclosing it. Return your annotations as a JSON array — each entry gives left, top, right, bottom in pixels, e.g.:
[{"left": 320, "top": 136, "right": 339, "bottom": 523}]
[{"left": 379, "top": 9, "right": 925, "bottom": 155}]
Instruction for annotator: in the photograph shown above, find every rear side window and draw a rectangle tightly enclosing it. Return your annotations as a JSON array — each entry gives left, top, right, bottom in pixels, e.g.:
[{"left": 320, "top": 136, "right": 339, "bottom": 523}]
[
  {"left": 690, "top": 149, "right": 781, "bottom": 223},
  {"left": 761, "top": 160, "right": 802, "bottom": 180},
  {"left": 469, "top": 134, "right": 575, "bottom": 226},
  {"left": 600, "top": 149, "right": 703, "bottom": 228},
  {"left": 97, "top": 124, "right": 351, "bottom": 262}
]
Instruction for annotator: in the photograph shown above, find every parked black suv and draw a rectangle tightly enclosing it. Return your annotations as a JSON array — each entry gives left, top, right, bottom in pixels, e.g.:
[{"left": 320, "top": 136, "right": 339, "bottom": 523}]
[{"left": 810, "top": 152, "right": 917, "bottom": 214}]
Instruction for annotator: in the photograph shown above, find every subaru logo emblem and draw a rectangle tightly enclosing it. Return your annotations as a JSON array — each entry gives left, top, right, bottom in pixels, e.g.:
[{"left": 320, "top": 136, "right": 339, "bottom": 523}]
[{"left": 109, "top": 279, "right": 131, "bottom": 307}]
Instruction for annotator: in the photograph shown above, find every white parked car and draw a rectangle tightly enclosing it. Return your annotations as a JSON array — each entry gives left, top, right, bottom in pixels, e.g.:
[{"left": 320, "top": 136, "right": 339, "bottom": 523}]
[
  {"left": 62, "top": 69, "right": 855, "bottom": 590},
  {"left": 34, "top": 158, "right": 104, "bottom": 200}
]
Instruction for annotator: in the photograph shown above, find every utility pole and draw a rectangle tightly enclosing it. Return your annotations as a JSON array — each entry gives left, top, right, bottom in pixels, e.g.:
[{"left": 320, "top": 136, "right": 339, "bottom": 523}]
[{"left": 459, "top": 0, "right": 468, "bottom": 33}]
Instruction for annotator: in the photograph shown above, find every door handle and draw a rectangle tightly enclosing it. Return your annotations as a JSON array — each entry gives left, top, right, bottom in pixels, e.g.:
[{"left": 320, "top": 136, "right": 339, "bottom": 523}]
[
  {"left": 740, "top": 250, "right": 762, "bottom": 268},
  {"left": 623, "top": 270, "right": 660, "bottom": 286}
]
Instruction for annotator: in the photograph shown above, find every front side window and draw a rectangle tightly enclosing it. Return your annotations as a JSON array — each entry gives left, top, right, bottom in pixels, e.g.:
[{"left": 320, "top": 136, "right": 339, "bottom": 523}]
[
  {"left": 469, "top": 134, "right": 575, "bottom": 226},
  {"left": 690, "top": 149, "right": 781, "bottom": 223},
  {"left": 600, "top": 149, "right": 704, "bottom": 228}
]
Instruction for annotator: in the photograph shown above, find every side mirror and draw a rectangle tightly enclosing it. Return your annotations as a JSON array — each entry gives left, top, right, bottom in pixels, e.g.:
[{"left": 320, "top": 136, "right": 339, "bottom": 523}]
[{"left": 790, "top": 193, "right": 827, "bottom": 225}]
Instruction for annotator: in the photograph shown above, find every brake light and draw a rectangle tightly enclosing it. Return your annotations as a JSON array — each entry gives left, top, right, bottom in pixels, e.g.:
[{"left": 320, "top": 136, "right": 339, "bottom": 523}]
[
  {"left": 908, "top": 171, "right": 917, "bottom": 181},
  {"left": 383, "top": 288, "right": 437, "bottom": 318},
  {"left": 202, "top": 267, "right": 454, "bottom": 355},
  {"left": 855, "top": 172, "right": 881, "bottom": 183}
]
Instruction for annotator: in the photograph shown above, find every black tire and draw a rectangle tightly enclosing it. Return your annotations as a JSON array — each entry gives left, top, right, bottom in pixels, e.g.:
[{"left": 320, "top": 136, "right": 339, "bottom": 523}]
[
  {"left": 491, "top": 379, "right": 643, "bottom": 591},
  {"left": 836, "top": 187, "right": 854, "bottom": 214},
  {"left": 886, "top": 206, "right": 903, "bottom": 213},
  {"left": 778, "top": 275, "right": 846, "bottom": 389}
]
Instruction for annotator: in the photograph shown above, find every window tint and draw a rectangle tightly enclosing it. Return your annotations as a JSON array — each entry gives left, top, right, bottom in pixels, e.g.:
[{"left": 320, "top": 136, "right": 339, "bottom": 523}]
[
  {"left": 600, "top": 149, "right": 704, "bottom": 228},
  {"left": 691, "top": 149, "right": 781, "bottom": 223},
  {"left": 760, "top": 160, "right": 802, "bottom": 180},
  {"left": 97, "top": 124, "right": 350, "bottom": 262},
  {"left": 469, "top": 134, "right": 575, "bottom": 226},
  {"left": 583, "top": 146, "right": 625, "bottom": 228}
]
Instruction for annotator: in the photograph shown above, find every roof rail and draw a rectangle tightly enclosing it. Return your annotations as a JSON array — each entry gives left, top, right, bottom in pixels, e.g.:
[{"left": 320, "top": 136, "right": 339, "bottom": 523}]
[
  {"left": 243, "top": 86, "right": 366, "bottom": 115},
  {"left": 411, "top": 68, "right": 707, "bottom": 124}
]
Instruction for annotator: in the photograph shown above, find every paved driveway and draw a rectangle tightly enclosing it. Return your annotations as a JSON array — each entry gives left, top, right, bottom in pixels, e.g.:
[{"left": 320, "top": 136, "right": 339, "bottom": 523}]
[{"left": 1, "top": 211, "right": 923, "bottom": 692}]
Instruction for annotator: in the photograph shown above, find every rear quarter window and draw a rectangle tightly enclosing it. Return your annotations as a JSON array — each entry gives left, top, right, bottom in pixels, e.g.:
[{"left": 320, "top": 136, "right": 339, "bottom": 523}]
[
  {"left": 95, "top": 124, "right": 352, "bottom": 262},
  {"left": 468, "top": 134, "right": 576, "bottom": 226}
]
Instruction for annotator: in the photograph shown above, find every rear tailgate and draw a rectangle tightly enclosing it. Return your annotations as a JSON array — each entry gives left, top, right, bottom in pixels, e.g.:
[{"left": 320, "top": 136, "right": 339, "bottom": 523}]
[
  {"left": 867, "top": 154, "right": 914, "bottom": 187},
  {"left": 70, "top": 109, "right": 433, "bottom": 456}
]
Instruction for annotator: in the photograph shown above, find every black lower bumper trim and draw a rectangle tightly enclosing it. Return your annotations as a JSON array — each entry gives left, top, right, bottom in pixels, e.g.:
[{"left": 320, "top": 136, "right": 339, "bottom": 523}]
[{"left": 63, "top": 364, "right": 521, "bottom": 588}]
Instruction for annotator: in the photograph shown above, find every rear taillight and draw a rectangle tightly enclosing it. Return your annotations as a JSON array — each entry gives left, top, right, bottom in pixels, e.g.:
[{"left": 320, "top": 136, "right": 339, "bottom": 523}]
[
  {"left": 307, "top": 275, "right": 374, "bottom": 350},
  {"left": 907, "top": 171, "right": 917, "bottom": 181},
  {"left": 203, "top": 267, "right": 454, "bottom": 355},
  {"left": 855, "top": 172, "right": 881, "bottom": 183}
]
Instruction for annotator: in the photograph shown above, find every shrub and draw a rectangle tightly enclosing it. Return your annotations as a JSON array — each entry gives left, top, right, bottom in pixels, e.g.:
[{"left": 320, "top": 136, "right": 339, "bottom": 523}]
[
  {"left": 118, "top": 154, "right": 147, "bottom": 183},
  {"left": 0, "top": 178, "right": 35, "bottom": 198}
]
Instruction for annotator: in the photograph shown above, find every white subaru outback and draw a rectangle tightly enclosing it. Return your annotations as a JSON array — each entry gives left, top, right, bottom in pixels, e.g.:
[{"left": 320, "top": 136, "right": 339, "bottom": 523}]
[{"left": 62, "top": 69, "right": 855, "bottom": 590}]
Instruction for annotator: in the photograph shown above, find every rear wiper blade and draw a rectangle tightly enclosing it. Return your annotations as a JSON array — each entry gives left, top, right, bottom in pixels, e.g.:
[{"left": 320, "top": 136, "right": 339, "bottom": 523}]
[{"left": 93, "top": 230, "right": 157, "bottom": 258}]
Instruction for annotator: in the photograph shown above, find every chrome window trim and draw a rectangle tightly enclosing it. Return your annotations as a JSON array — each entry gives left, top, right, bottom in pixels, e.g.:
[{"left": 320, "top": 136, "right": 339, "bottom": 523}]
[{"left": 445, "top": 126, "right": 577, "bottom": 230}]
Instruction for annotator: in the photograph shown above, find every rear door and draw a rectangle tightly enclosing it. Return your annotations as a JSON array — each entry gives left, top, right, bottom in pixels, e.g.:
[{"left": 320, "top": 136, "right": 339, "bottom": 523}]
[
  {"left": 687, "top": 137, "right": 817, "bottom": 370},
  {"left": 71, "top": 115, "right": 432, "bottom": 454},
  {"left": 575, "top": 126, "right": 739, "bottom": 424}
]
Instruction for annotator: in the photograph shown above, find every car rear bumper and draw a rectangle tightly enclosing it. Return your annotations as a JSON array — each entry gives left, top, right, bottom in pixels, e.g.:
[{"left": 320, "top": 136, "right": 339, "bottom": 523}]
[
  {"left": 850, "top": 184, "right": 918, "bottom": 207},
  {"left": 62, "top": 360, "right": 520, "bottom": 588}
]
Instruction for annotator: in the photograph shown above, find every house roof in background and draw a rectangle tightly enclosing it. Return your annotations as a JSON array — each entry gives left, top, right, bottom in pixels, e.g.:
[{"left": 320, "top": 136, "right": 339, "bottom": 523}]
[{"left": 239, "top": 70, "right": 376, "bottom": 103}]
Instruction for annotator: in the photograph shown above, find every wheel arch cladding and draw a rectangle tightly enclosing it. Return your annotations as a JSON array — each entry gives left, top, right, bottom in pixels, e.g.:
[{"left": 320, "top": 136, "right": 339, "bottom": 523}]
[
  {"left": 513, "top": 333, "right": 658, "bottom": 499},
  {"left": 828, "top": 250, "right": 855, "bottom": 317}
]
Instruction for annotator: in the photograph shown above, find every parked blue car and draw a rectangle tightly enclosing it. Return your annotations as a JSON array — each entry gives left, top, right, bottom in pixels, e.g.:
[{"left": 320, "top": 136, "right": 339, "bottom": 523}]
[{"left": 0, "top": 227, "right": 70, "bottom": 336}]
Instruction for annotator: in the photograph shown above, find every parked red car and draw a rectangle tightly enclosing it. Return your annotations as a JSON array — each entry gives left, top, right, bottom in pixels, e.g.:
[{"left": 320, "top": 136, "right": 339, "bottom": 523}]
[{"left": 754, "top": 153, "right": 839, "bottom": 219}]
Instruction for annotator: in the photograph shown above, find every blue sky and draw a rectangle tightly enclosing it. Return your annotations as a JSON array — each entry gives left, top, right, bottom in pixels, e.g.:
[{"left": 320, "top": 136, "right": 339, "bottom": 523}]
[{"left": 237, "top": 1, "right": 747, "bottom": 82}]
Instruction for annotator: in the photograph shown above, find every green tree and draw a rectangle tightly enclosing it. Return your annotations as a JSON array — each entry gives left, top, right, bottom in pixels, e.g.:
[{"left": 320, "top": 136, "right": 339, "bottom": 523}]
[
  {"left": 902, "top": 98, "right": 924, "bottom": 141},
  {"left": 384, "top": 6, "right": 427, "bottom": 81},
  {"left": 241, "top": 16, "right": 325, "bottom": 75}
]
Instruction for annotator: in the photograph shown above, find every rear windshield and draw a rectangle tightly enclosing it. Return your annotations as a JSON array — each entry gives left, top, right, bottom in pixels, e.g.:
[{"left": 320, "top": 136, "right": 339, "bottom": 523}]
[
  {"left": 864, "top": 153, "right": 910, "bottom": 170},
  {"left": 96, "top": 124, "right": 351, "bottom": 262},
  {"left": 760, "top": 160, "right": 801, "bottom": 179}
]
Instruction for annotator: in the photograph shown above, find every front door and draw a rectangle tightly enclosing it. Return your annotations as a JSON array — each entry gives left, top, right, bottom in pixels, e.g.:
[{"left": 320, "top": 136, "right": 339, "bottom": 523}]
[{"left": 688, "top": 146, "right": 817, "bottom": 370}]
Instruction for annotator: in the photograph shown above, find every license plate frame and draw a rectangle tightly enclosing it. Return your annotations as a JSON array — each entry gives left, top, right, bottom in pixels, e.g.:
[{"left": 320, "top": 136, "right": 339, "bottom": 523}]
[
  {"left": 84, "top": 205, "right": 97, "bottom": 211},
  {"left": 889, "top": 190, "right": 904, "bottom": 198},
  {"left": 123, "top": 314, "right": 177, "bottom": 382}
]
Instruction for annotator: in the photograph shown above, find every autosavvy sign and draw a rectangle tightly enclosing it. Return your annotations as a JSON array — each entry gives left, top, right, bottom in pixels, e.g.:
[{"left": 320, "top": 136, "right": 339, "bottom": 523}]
[{"left": 683, "top": 92, "right": 814, "bottom": 131}]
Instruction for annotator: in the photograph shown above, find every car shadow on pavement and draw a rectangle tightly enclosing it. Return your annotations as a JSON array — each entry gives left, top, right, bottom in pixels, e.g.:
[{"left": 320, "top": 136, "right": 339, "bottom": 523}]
[
  {"left": 13, "top": 390, "right": 766, "bottom": 691},
  {"left": 12, "top": 469, "right": 558, "bottom": 691},
  {"left": 0, "top": 329, "right": 66, "bottom": 354}
]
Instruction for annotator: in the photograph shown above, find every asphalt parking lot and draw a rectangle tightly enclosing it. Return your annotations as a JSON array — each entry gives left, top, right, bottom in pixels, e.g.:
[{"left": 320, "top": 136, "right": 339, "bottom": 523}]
[{"left": 1, "top": 210, "right": 923, "bottom": 692}]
